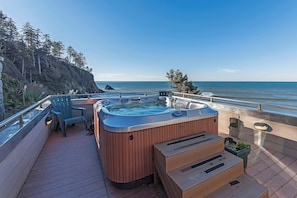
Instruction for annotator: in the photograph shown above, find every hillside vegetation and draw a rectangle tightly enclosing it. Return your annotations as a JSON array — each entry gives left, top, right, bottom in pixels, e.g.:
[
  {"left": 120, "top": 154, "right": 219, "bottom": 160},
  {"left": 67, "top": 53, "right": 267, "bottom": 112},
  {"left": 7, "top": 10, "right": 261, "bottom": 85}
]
[{"left": 0, "top": 10, "right": 102, "bottom": 118}]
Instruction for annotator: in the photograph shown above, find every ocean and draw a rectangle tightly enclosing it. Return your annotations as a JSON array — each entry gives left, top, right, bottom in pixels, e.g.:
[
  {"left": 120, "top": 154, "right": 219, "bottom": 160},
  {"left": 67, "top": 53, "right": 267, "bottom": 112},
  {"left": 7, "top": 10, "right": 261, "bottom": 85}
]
[{"left": 96, "top": 81, "right": 297, "bottom": 116}]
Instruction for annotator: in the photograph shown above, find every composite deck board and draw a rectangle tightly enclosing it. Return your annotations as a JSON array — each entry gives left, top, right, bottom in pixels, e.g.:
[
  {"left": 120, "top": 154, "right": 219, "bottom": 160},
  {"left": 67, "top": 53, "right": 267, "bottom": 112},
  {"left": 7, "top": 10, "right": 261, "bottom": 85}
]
[
  {"left": 17, "top": 125, "right": 297, "bottom": 198},
  {"left": 17, "top": 124, "right": 108, "bottom": 198},
  {"left": 17, "top": 124, "right": 163, "bottom": 198},
  {"left": 220, "top": 133, "right": 297, "bottom": 198}
]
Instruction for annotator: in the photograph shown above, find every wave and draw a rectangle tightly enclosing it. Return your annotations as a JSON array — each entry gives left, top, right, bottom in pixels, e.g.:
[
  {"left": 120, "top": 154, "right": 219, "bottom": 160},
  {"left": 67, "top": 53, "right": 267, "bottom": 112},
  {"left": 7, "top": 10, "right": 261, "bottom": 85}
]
[{"left": 200, "top": 92, "right": 215, "bottom": 97}]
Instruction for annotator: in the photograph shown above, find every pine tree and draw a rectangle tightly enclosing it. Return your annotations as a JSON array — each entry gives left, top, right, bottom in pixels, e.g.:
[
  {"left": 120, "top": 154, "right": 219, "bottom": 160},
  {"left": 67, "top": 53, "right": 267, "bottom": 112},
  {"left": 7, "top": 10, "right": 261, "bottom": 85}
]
[{"left": 166, "top": 69, "right": 200, "bottom": 94}]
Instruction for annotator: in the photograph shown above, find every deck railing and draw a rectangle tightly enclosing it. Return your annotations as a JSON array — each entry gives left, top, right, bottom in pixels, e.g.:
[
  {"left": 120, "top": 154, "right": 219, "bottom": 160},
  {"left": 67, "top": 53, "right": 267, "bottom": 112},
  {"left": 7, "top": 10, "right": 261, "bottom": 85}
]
[
  {"left": 0, "top": 94, "right": 97, "bottom": 130},
  {"left": 0, "top": 96, "right": 51, "bottom": 130},
  {"left": 172, "top": 91, "right": 297, "bottom": 117},
  {"left": 1, "top": 91, "right": 297, "bottom": 142},
  {"left": 2, "top": 91, "right": 297, "bottom": 130}
]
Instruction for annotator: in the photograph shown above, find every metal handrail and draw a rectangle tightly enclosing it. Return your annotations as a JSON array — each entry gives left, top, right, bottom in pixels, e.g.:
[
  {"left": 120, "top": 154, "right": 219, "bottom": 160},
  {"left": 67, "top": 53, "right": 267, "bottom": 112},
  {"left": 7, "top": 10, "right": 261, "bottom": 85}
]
[
  {"left": 0, "top": 92, "right": 153, "bottom": 131},
  {"left": 172, "top": 91, "right": 297, "bottom": 112},
  {"left": 1, "top": 91, "right": 297, "bottom": 131},
  {"left": 0, "top": 93, "right": 100, "bottom": 128},
  {"left": 0, "top": 95, "right": 51, "bottom": 129}
]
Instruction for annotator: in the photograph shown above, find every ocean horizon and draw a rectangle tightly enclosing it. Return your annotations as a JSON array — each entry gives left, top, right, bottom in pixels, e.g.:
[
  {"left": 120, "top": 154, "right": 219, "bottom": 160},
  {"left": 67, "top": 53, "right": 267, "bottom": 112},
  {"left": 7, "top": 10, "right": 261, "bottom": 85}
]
[{"left": 95, "top": 81, "right": 297, "bottom": 116}]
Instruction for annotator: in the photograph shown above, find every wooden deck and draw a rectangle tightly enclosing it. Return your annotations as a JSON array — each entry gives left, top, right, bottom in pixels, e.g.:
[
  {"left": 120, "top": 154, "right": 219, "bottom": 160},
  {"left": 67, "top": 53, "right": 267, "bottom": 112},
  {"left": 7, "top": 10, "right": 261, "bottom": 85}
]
[
  {"left": 17, "top": 124, "right": 297, "bottom": 198},
  {"left": 245, "top": 141, "right": 297, "bottom": 197},
  {"left": 17, "top": 124, "right": 164, "bottom": 198},
  {"left": 219, "top": 133, "right": 297, "bottom": 198}
]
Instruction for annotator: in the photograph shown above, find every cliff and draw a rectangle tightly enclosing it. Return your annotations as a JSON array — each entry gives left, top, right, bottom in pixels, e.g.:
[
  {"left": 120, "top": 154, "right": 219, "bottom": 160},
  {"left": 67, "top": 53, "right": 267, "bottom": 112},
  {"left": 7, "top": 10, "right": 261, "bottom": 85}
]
[
  {"left": 0, "top": 10, "right": 104, "bottom": 119},
  {"left": 1, "top": 41, "right": 102, "bottom": 117},
  {"left": 3, "top": 57, "right": 101, "bottom": 94}
]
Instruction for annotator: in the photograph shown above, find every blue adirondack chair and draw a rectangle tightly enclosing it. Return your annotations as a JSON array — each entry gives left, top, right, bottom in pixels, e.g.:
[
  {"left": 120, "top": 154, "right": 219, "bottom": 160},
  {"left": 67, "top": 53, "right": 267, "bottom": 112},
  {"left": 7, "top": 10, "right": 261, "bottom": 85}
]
[{"left": 50, "top": 95, "right": 88, "bottom": 137}]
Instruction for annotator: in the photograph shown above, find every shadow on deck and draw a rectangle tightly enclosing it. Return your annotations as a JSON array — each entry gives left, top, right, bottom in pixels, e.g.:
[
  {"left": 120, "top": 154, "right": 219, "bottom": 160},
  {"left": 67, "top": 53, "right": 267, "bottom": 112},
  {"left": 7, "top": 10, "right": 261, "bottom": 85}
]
[{"left": 18, "top": 124, "right": 297, "bottom": 198}]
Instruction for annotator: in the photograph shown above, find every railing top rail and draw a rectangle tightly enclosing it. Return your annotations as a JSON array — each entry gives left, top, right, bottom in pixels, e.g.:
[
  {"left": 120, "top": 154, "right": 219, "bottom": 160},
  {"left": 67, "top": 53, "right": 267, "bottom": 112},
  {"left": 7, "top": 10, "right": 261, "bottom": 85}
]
[
  {"left": 172, "top": 91, "right": 297, "bottom": 111},
  {"left": 1, "top": 91, "right": 297, "bottom": 130},
  {"left": 0, "top": 92, "right": 153, "bottom": 129},
  {"left": 0, "top": 93, "right": 98, "bottom": 128},
  {"left": 0, "top": 95, "right": 51, "bottom": 129}
]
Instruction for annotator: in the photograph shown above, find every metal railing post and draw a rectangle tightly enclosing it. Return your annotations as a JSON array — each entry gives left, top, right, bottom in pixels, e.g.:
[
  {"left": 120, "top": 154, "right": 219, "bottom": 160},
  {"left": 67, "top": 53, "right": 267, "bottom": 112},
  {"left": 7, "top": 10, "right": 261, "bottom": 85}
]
[
  {"left": 19, "top": 114, "right": 24, "bottom": 124},
  {"left": 210, "top": 97, "right": 213, "bottom": 103},
  {"left": 257, "top": 104, "right": 262, "bottom": 112},
  {"left": 0, "top": 56, "right": 4, "bottom": 121}
]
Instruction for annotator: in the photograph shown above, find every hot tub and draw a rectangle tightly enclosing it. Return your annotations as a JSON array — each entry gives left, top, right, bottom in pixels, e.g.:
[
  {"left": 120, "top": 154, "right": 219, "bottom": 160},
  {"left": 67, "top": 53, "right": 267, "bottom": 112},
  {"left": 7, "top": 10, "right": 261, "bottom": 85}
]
[{"left": 94, "top": 96, "right": 218, "bottom": 188}]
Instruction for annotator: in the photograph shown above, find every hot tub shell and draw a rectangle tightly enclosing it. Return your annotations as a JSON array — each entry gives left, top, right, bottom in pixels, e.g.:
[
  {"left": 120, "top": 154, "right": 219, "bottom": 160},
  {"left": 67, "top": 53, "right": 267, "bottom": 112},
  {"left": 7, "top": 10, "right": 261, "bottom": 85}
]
[{"left": 93, "top": 96, "right": 218, "bottom": 188}]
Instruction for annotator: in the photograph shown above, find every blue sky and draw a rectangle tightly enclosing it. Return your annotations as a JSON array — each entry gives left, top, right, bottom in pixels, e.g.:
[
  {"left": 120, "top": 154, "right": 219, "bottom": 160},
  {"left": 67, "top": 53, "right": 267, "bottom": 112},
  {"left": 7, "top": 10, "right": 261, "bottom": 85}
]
[{"left": 1, "top": 0, "right": 297, "bottom": 81}]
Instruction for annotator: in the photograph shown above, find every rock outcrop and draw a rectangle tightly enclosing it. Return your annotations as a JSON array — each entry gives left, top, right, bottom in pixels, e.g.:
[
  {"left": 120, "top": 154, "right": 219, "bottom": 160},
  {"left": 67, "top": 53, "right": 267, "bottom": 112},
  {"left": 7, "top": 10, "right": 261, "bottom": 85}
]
[{"left": 104, "top": 84, "right": 114, "bottom": 90}]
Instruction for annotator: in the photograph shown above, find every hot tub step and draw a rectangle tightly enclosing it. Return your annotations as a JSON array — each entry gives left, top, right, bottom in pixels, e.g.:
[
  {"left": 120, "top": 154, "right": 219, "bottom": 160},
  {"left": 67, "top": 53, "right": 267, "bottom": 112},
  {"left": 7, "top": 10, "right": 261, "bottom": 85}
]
[
  {"left": 205, "top": 174, "right": 269, "bottom": 198},
  {"left": 165, "top": 151, "right": 244, "bottom": 198},
  {"left": 154, "top": 132, "right": 224, "bottom": 172}
]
